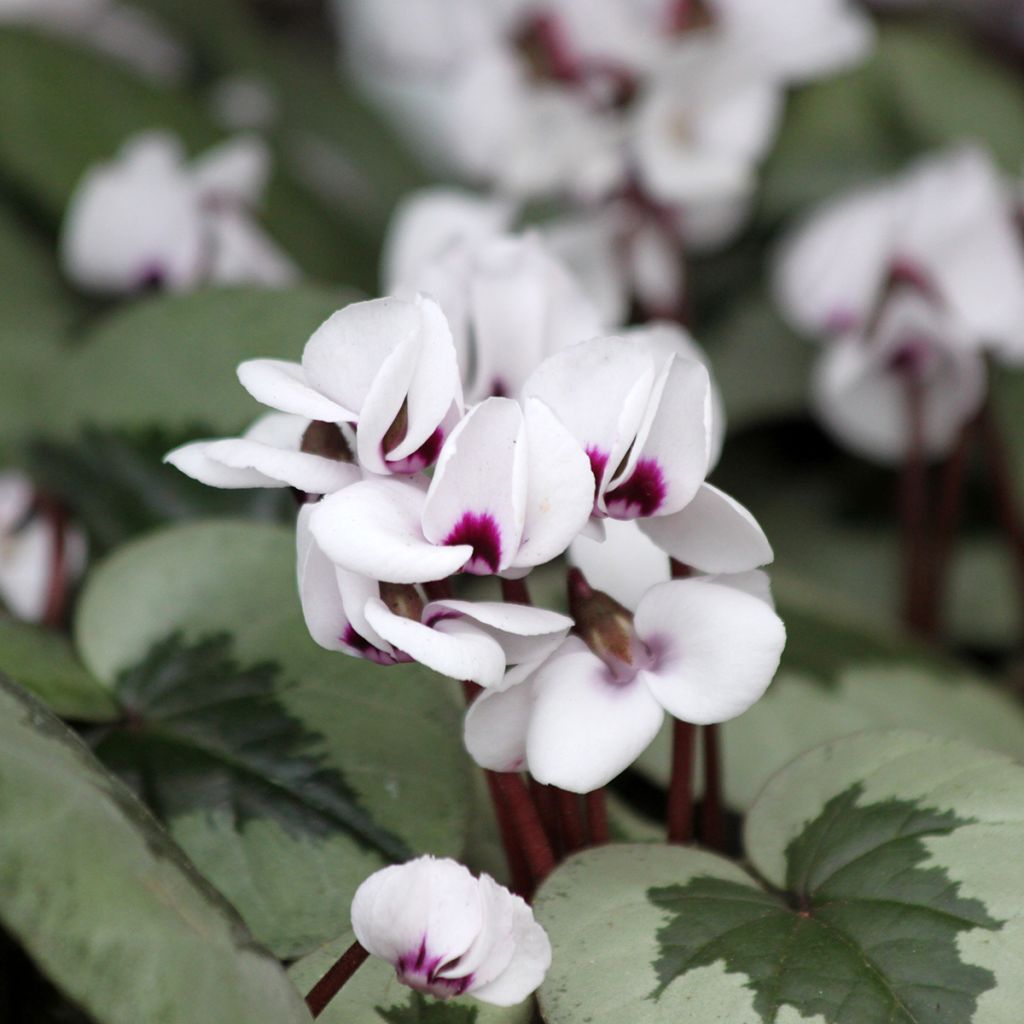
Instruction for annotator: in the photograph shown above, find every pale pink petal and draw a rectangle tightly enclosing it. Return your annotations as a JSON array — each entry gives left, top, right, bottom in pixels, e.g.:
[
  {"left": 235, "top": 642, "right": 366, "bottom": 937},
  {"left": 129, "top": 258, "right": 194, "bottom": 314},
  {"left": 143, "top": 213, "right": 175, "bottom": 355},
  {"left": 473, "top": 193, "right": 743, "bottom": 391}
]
[
  {"left": 236, "top": 359, "right": 355, "bottom": 421},
  {"left": 526, "top": 646, "right": 665, "bottom": 792},
  {"left": 310, "top": 478, "right": 471, "bottom": 583},
  {"left": 638, "top": 483, "right": 773, "bottom": 574},
  {"left": 635, "top": 579, "right": 786, "bottom": 724},
  {"left": 421, "top": 398, "right": 526, "bottom": 574}
]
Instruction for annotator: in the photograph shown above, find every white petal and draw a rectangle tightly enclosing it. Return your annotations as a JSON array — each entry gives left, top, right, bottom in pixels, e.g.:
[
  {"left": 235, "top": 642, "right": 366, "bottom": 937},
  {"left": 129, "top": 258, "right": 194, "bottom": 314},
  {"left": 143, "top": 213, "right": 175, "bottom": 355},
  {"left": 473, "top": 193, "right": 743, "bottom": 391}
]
[
  {"left": 638, "top": 483, "right": 774, "bottom": 574},
  {"left": 513, "top": 398, "right": 594, "bottom": 569},
  {"left": 310, "top": 478, "right": 470, "bottom": 583},
  {"left": 635, "top": 579, "right": 786, "bottom": 725},
  {"left": 351, "top": 857, "right": 483, "bottom": 968},
  {"left": 569, "top": 518, "right": 670, "bottom": 612},
  {"left": 191, "top": 134, "right": 270, "bottom": 205},
  {"left": 606, "top": 354, "right": 711, "bottom": 518},
  {"left": 421, "top": 398, "right": 527, "bottom": 574},
  {"left": 466, "top": 881, "right": 551, "bottom": 1006},
  {"left": 301, "top": 295, "right": 420, "bottom": 412},
  {"left": 463, "top": 677, "right": 535, "bottom": 773},
  {"left": 696, "top": 569, "right": 776, "bottom": 608},
  {"left": 0, "top": 517, "right": 52, "bottom": 622},
  {"left": 164, "top": 440, "right": 279, "bottom": 488},
  {"left": 526, "top": 646, "right": 665, "bottom": 792},
  {"left": 296, "top": 505, "right": 353, "bottom": 653},
  {"left": 202, "top": 437, "right": 359, "bottom": 494},
  {"left": 425, "top": 599, "right": 572, "bottom": 665},
  {"left": 242, "top": 411, "right": 309, "bottom": 447},
  {"left": 774, "top": 183, "right": 897, "bottom": 337},
  {"left": 204, "top": 210, "right": 299, "bottom": 288},
  {"left": 364, "top": 597, "right": 507, "bottom": 686},
  {"left": 236, "top": 359, "right": 355, "bottom": 421}
]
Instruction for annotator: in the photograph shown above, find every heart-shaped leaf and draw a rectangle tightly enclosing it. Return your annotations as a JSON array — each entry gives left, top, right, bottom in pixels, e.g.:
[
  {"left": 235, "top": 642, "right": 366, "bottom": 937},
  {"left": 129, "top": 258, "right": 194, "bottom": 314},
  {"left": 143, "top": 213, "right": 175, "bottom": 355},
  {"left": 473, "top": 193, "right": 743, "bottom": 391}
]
[
  {"left": 74, "top": 520, "right": 472, "bottom": 958},
  {"left": 0, "top": 618, "right": 117, "bottom": 722},
  {"left": 47, "top": 286, "right": 351, "bottom": 440},
  {"left": 289, "top": 931, "right": 535, "bottom": 1024},
  {"left": 0, "top": 674, "right": 310, "bottom": 1024},
  {"left": 536, "top": 730, "right": 1024, "bottom": 1023},
  {"left": 635, "top": 574, "right": 1024, "bottom": 809}
]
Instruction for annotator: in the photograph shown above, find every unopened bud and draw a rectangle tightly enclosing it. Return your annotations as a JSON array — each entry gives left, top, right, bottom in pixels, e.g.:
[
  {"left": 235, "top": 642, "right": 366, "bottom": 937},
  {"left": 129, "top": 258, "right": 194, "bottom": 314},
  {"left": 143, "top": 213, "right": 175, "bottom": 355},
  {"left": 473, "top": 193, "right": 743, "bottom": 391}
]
[
  {"left": 567, "top": 568, "right": 647, "bottom": 681},
  {"left": 301, "top": 421, "right": 353, "bottom": 462}
]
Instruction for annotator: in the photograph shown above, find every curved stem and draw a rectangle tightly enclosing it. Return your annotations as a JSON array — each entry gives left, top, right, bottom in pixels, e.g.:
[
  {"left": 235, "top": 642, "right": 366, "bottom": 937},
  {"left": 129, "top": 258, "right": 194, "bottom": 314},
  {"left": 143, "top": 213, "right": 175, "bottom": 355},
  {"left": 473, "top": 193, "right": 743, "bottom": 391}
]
[{"left": 304, "top": 941, "right": 369, "bottom": 1018}]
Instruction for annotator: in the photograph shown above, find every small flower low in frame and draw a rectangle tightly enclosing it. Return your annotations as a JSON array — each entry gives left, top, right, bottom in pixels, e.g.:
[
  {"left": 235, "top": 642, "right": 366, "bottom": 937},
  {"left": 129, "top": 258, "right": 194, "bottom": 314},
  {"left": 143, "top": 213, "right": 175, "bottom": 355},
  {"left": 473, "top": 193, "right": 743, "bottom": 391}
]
[{"left": 167, "top": 232, "right": 785, "bottom": 1017}]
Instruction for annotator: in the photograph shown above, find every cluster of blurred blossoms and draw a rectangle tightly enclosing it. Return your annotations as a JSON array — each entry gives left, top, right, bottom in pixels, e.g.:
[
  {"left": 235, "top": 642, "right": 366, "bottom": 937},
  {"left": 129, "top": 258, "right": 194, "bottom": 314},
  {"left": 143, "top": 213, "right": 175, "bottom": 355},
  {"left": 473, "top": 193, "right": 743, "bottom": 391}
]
[
  {"left": 167, "top": 226, "right": 786, "bottom": 796},
  {"left": 775, "top": 144, "right": 1024, "bottom": 463},
  {"left": 340, "top": 0, "right": 872, "bottom": 315}
]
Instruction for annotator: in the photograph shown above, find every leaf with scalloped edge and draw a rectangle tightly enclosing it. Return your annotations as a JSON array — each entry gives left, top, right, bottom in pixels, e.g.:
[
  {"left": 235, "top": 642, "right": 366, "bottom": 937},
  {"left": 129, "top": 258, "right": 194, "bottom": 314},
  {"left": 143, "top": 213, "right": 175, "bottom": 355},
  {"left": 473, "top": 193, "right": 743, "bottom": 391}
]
[
  {"left": 535, "top": 731, "right": 1024, "bottom": 1024},
  {"left": 74, "top": 520, "right": 472, "bottom": 959},
  {"left": 0, "top": 674, "right": 310, "bottom": 1024}
]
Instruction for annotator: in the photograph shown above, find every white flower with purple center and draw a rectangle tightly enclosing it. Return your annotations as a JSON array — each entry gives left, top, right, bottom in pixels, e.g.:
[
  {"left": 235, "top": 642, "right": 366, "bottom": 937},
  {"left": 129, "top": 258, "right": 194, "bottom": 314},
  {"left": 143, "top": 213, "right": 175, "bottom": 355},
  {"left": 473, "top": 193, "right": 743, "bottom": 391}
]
[
  {"left": 237, "top": 294, "right": 463, "bottom": 477},
  {"left": 464, "top": 569, "right": 785, "bottom": 792},
  {"left": 351, "top": 856, "right": 551, "bottom": 1006},
  {"left": 308, "top": 395, "right": 594, "bottom": 583},
  {"left": 298, "top": 506, "right": 573, "bottom": 685},
  {"left": 60, "top": 132, "right": 297, "bottom": 294}
]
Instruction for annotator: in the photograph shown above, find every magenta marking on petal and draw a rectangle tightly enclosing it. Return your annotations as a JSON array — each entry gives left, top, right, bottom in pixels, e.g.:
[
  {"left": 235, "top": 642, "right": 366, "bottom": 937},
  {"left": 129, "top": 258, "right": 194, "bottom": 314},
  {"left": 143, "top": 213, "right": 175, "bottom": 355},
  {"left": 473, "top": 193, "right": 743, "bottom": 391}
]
[
  {"left": 136, "top": 262, "right": 166, "bottom": 291},
  {"left": 423, "top": 608, "right": 463, "bottom": 629},
  {"left": 443, "top": 511, "right": 502, "bottom": 575},
  {"left": 341, "top": 625, "right": 409, "bottom": 666},
  {"left": 386, "top": 427, "right": 445, "bottom": 475},
  {"left": 824, "top": 309, "right": 859, "bottom": 334},
  {"left": 604, "top": 457, "right": 667, "bottom": 519},
  {"left": 586, "top": 446, "right": 610, "bottom": 487}
]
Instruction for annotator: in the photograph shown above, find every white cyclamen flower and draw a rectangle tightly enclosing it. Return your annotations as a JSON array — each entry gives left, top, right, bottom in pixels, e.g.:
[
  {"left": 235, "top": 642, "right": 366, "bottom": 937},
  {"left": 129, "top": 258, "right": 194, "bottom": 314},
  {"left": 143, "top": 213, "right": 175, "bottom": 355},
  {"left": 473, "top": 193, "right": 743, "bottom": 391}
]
[
  {"left": 238, "top": 294, "right": 463, "bottom": 476},
  {"left": 298, "top": 507, "right": 572, "bottom": 685},
  {"left": 465, "top": 573, "right": 786, "bottom": 792},
  {"left": 0, "top": 473, "right": 86, "bottom": 623},
  {"left": 166, "top": 414, "right": 358, "bottom": 494},
  {"left": 352, "top": 856, "right": 551, "bottom": 1006},
  {"left": 309, "top": 396, "right": 593, "bottom": 583},
  {"left": 61, "top": 132, "right": 297, "bottom": 294}
]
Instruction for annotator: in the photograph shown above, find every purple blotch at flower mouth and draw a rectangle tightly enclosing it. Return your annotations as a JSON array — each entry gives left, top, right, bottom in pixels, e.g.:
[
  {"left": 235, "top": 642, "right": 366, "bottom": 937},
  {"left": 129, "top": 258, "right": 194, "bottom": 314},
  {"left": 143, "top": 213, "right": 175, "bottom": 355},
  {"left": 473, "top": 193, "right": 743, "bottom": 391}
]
[
  {"left": 396, "top": 938, "right": 474, "bottom": 999},
  {"left": 443, "top": 511, "right": 503, "bottom": 574},
  {"left": 382, "top": 401, "right": 445, "bottom": 474},
  {"left": 341, "top": 625, "right": 409, "bottom": 666},
  {"left": 604, "top": 457, "right": 667, "bottom": 519}
]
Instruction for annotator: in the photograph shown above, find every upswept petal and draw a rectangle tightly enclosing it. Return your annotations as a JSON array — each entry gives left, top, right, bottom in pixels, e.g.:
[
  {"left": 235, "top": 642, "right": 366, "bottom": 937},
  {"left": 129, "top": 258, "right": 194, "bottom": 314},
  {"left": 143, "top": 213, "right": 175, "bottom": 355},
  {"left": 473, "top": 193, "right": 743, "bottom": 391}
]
[
  {"left": 236, "top": 358, "right": 355, "bottom": 421},
  {"left": 311, "top": 478, "right": 471, "bottom": 583},
  {"left": 163, "top": 441, "right": 278, "bottom": 488},
  {"left": 190, "top": 135, "right": 270, "bottom": 205},
  {"left": 463, "top": 676, "right": 535, "bottom": 773},
  {"left": 526, "top": 645, "right": 665, "bottom": 792},
  {"left": 569, "top": 517, "right": 670, "bottom": 612},
  {"left": 634, "top": 579, "right": 785, "bottom": 725},
  {"left": 201, "top": 437, "right": 358, "bottom": 493},
  {"left": 296, "top": 505, "right": 353, "bottom": 653},
  {"left": 364, "top": 597, "right": 507, "bottom": 686},
  {"left": 638, "top": 482, "right": 773, "bottom": 574},
  {"left": 421, "top": 398, "right": 527, "bottom": 574},
  {"left": 513, "top": 398, "right": 594, "bottom": 568}
]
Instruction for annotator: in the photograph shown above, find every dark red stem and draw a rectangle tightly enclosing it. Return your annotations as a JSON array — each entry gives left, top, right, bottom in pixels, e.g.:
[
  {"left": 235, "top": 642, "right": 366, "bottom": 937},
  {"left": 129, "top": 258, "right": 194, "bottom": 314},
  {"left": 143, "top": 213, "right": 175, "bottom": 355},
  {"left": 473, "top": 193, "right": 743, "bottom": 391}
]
[
  {"left": 489, "top": 772, "right": 556, "bottom": 882},
  {"left": 700, "top": 725, "right": 726, "bottom": 852},
  {"left": 555, "top": 789, "right": 587, "bottom": 854},
  {"left": 304, "top": 941, "right": 369, "bottom": 1018},
  {"left": 500, "top": 576, "right": 532, "bottom": 605},
  {"left": 485, "top": 772, "right": 534, "bottom": 897},
  {"left": 900, "top": 373, "right": 931, "bottom": 636},
  {"left": 40, "top": 497, "right": 68, "bottom": 630},
  {"left": 530, "top": 779, "right": 563, "bottom": 857},
  {"left": 666, "top": 719, "right": 695, "bottom": 843},
  {"left": 586, "top": 789, "right": 609, "bottom": 845}
]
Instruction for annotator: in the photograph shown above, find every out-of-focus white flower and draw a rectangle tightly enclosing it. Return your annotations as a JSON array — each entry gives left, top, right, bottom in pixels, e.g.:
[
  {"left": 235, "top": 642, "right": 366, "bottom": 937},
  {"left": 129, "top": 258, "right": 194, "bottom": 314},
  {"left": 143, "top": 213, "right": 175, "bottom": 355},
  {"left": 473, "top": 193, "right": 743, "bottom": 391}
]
[
  {"left": 237, "top": 295, "right": 462, "bottom": 476},
  {"left": 309, "top": 397, "right": 594, "bottom": 583},
  {"left": 0, "top": 473, "right": 86, "bottom": 623},
  {"left": 61, "top": 132, "right": 297, "bottom": 294},
  {"left": 351, "top": 856, "right": 551, "bottom": 1006},
  {"left": 0, "top": 0, "right": 188, "bottom": 83},
  {"left": 165, "top": 414, "right": 359, "bottom": 494},
  {"left": 464, "top": 571, "right": 785, "bottom": 792},
  {"left": 208, "top": 75, "right": 280, "bottom": 132},
  {"left": 776, "top": 146, "right": 1018, "bottom": 461}
]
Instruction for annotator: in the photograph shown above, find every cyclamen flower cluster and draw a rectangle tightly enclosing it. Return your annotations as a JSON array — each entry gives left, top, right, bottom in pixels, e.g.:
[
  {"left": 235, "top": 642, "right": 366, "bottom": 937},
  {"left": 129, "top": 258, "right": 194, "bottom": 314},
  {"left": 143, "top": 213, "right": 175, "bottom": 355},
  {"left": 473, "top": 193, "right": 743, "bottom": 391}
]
[
  {"left": 168, "top": 254, "right": 785, "bottom": 797},
  {"left": 60, "top": 131, "right": 297, "bottom": 295},
  {"left": 775, "top": 145, "right": 1024, "bottom": 462},
  {"left": 340, "top": 0, "right": 872, "bottom": 312}
]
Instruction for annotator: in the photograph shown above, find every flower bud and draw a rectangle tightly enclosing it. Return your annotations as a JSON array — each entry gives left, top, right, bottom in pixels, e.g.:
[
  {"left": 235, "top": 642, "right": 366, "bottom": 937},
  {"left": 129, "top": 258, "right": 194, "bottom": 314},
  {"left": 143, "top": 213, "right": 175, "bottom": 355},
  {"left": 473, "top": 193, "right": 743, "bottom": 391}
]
[{"left": 568, "top": 567, "right": 649, "bottom": 682}]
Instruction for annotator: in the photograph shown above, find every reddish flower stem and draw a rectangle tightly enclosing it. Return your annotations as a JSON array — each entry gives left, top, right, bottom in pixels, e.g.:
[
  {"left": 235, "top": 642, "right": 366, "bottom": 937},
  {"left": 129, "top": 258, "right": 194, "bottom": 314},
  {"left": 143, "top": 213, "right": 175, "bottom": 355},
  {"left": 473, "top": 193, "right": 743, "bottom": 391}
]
[
  {"left": 900, "top": 373, "right": 931, "bottom": 637},
  {"left": 586, "top": 789, "right": 609, "bottom": 845},
  {"left": 666, "top": 719, "right": 696, "bottom": 843},
  {"left": 921, "top": 414, "right": 979, "bottom": 639},
  {"left": 530, "top": 779, "right": 564, "bottom": 857},
  {"left": 555, "top": 788, "right": 587, "bottom": 854},
  {"left": 700, "top": 724, "right": 726, "bottom": 852},
  {"left": 424, "top": 578, "right": 454, "bottom": 602},
  {"left": 304, "top": 940, "right": 369, "bottom": 1018},
  {"left": 500, "top": 576, "right": 532, "bottom": 605},
  {"left": 489, "top": 772, "right": 556, "bottom": 882},
  {"left": 485, "top": 772, "right": 535, "bottom": 897},
  {"left": 40, "top": 497, "right": 68, "bottom": 630}
]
